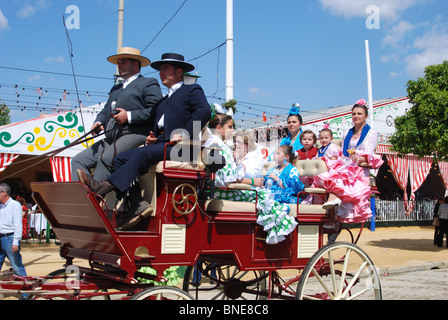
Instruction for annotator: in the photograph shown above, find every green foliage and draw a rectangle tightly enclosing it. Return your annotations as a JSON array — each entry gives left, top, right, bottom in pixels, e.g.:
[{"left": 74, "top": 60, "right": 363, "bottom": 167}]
[
  {"left": 389, "top": 61, "right": 448, "bottom": 161},
  {"left": 222, "top": 99, "right": 237, "bottom": 114},
  {"left": 0, "top": 102, "right": 11, "bottom": 126}
]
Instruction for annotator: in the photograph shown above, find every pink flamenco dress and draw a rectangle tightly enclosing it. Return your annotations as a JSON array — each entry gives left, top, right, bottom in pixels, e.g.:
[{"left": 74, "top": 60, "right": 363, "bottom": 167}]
[{"left": 312, "top": 124, "right": 383, "bottom": 223}]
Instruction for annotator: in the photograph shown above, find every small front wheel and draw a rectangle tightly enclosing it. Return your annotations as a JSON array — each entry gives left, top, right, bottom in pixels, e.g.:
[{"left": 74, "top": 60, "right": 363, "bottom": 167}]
[{"left": 131, "top": 286, "right": 193, "bottom": 300}]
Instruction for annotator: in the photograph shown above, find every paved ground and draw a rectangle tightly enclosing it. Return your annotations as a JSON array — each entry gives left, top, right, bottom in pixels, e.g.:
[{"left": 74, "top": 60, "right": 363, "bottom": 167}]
[{"left": 1, "top": 225, "right": 447, "bottom": 299}]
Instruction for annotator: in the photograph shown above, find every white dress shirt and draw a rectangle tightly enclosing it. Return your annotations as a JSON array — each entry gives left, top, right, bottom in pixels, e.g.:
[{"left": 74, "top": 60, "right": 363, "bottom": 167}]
[{"left": 0, "top": 197, "right": 23, "bottom": 246}]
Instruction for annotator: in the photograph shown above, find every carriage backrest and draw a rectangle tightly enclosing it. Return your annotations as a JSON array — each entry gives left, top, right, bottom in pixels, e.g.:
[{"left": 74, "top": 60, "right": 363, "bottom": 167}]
[{"left": 262, "top": 159, "right": 328, "bottom": 177}]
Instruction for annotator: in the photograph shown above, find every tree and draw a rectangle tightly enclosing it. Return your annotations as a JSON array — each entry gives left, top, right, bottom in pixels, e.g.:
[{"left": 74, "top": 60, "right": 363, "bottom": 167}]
[
  {"left": 389, "top": 60, "right": 448, "bottom": 161},
  {"left": 0, "top": 102, "right": 11, "bottom": 126}
]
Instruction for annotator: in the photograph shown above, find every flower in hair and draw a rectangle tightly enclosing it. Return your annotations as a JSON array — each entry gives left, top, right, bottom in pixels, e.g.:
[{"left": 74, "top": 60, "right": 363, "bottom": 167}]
[
  {"left": 323, "top": 123, "right": 329, "bottom": 129},
  {"left": 289, "top": 106, "right": 300, "bottom": 115},
  {"left": 355, "top": 98, "right": 367, "bottom": 106}
]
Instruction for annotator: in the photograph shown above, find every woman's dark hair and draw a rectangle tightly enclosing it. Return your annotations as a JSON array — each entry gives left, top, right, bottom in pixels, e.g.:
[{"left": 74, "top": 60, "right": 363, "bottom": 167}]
[
  {"left": 287, "top": 113, "right": 303, "bottom": 124},
  {"left": 209, "top": 114, "right": 233, "bottom": 129},
  {"left": 352, "top": 103, "right": 368, "bottom": 116},
  {"left": 278, "top": 145, "right": 296, "bottom": 164}
]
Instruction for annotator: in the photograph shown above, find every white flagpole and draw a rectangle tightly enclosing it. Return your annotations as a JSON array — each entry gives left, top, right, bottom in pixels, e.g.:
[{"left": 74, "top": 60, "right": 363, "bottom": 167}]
[
  {"left": 226, "top": 0, "right": 234, "bottom": 102},
  {"left": 115, "top": 0, "right": 124, "bottom": 84},
  {"left": 365, "top": 40, "right": 374, "bottom": 126}
]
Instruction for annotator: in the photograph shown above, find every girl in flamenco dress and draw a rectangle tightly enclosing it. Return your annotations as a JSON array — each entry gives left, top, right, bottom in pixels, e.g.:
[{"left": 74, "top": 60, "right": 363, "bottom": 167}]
[
  {"left": 203, "top": 113, "right": 298, "bottom": 244},
  {"left": 311, "top": 99, "right": 383, "bottom": 226},
  {"left": 264, "top": 145, "right": 304, "bottom": 204}
]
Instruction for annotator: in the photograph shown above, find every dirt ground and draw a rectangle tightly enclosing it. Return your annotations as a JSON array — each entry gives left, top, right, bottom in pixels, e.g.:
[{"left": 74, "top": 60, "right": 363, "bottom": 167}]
[{"left": 1, "top": 225, "right": 447, "bottom": 299}]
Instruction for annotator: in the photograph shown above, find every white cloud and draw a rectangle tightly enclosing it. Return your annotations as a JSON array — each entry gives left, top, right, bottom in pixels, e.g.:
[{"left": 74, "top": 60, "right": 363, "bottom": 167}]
[
  {"left": 27, "top": 75, "right": 41, "bottom": 83},
  {"left": 0, "top": 9, "right": 9, "bottom": 30},
  {"left": 402, "top": 18, "right": 448, "bottom": 77},
  {"left": 248, "top": 87, "right": 270, "bottom": 96},
  {"left": 405, "top": 34, "right": 448, "bottom": 77},
  {"left": 382, "top": 21, "right": 415, "bottom": 48},
  {"left": 248, "top": 87, "right": 260, "bottom": 94},
  {"left": 319, "top": 0, "right": 417, "bottom": 22},
  {"left": 17, "top": 0, "right": 50, "bottom": 18},
  {"left": 44, "top": 56, "right": 65, "bottom": 63}
]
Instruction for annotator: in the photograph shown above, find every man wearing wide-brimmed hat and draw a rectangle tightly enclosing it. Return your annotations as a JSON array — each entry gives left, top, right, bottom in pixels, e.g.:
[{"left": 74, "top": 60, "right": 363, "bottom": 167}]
[
  {"left": 71, "top": 47, "right": 163, "bottom": 187},
  {"left": 78, "top": 53, "right": 211, "bottom": 230}
]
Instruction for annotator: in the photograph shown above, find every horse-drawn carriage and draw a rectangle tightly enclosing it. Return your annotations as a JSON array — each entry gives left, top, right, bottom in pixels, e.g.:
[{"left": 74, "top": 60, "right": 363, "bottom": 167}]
[{"left": 0, "top": 142, "right": 382, "bottom": 300}]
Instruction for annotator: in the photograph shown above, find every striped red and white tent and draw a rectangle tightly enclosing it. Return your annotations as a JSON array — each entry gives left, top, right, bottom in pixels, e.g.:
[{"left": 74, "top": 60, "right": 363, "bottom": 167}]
[
  {"left": 376, "top": 144, "right": 448, "bottom": 213},
  {"left": 49, "top": 156, "right": 72, "bottom": 182},
  {"left": 0, "top": 153, "right": 20, "bottom": 173},
  {"left": 438, "top": 161, "right": 448, "bottom": 194}
]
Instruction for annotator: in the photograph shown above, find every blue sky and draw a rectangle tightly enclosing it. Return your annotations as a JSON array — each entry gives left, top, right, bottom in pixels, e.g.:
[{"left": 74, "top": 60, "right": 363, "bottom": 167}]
[{"left": 0, "top": 0, "right": 447, "bottom": 126}]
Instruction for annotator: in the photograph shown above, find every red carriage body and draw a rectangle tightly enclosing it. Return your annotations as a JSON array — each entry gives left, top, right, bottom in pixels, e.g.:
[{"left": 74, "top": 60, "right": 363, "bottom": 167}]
[{"left": 0, "top": 145, "right": 382, "bottom": 300}]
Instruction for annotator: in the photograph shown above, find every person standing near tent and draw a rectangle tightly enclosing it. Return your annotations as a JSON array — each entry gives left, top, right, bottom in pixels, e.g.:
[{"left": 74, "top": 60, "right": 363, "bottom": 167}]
[
  {"left": 0, "top": 183, "right": 28, "bottom": 299},
  {"left": 71, "top": 47, "right": 163, "bottom": 183}
]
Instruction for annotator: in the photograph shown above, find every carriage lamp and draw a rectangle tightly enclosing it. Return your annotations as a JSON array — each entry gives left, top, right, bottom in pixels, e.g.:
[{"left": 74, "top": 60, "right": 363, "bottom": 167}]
[{"left": 184, "top": 72, "right": 201, "bottom": 85}]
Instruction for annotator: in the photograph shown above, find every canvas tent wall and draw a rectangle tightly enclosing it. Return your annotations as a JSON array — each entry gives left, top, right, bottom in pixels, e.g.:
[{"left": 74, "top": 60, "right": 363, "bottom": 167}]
[{"left": 0, "top": 106, "right": 101, "bottom": 187}]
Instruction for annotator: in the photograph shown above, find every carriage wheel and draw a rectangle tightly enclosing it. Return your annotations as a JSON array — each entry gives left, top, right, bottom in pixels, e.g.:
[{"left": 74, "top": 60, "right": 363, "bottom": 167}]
[
  {"left": 172, "top": 183, "right": 198, "bottom": 215},
  {"left": 183, "top": 262, "right": 268, "bottom": 300},
  {"left": 26, "top": 268, "right": 73, "bottom": 300},
  {"left": 26, "top": 268, "right": 121, "bottom": 300},
  {"left": 296, "top": 242, "right": 382, "bottom": 300},
  {"left": 130, "top": 286, "right": 193, "bottom": 300}
]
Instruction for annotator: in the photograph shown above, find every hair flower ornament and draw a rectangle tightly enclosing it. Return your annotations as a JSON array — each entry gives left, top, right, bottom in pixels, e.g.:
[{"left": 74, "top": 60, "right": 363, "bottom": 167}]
[
  {"left": 355, "top": 98, "right": 367, "bottom": 106},
  {"left": 288, "top": 103, "right": 300, "bottom": 116}
]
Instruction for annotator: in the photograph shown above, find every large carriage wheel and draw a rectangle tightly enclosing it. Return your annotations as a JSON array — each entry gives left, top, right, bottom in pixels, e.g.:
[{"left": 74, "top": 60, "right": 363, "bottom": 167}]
[
  {"left": 130, "top": 286, "right": 193, "bottom": 300},
  {"left": 296, "top": 242, "right": 382, "bottom": 300},
  {"left": 183, "top": 262, "right": 268, "bottom": 300}
]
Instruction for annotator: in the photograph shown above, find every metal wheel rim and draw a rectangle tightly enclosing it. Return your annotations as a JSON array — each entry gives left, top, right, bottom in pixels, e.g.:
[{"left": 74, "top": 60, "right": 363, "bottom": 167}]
[{"left": 296, "top": 242, "right": 382, "bottom": 300}]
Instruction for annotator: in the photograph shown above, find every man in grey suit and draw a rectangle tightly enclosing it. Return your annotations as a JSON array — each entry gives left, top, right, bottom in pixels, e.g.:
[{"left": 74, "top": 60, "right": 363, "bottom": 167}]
[{"left": 71, "top": 47, "right": 163, "bottom": 182}]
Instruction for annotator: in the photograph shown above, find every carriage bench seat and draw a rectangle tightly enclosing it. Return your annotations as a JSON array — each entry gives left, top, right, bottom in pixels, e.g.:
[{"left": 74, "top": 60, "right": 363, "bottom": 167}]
[{"left": 205, "top": 159, "right": 329, "bottom": 222}]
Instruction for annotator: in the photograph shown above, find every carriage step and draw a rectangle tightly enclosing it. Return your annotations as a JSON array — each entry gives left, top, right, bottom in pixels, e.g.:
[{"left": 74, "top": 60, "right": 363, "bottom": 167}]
[{"left": 134, "top": 246, "right": 156, "bottom": 260}]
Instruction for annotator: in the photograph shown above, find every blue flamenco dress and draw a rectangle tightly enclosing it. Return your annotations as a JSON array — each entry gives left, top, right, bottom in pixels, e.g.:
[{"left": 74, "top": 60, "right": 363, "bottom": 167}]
[{"left": 264, "top": 163, "right": 304, "bottom": 204}]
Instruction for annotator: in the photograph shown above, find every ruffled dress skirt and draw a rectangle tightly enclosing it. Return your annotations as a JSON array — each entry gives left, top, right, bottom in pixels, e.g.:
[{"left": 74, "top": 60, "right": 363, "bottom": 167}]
[
  {"left": 312, "top": 153, "right": 383, "bottom": 223},
  {"left": 213, "top": 188, "right": 297, "bottom": 245}
]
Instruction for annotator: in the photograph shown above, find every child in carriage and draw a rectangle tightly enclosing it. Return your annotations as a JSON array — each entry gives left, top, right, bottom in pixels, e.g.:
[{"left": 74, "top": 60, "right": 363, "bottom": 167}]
[
  {"left": 316, "top": 127, "right": 339, "bottom": 160},
  {"left": 203, "top": 113, "right": 298, "bottom": 244},
  {"left": 296, "top": 130, "right": 318, "bottom": 160},
  {"left": 264, "top": 145, "right": 304, "bottom": 204}
]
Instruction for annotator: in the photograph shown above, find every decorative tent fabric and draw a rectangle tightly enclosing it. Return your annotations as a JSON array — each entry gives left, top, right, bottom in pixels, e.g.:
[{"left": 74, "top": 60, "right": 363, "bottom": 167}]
[
  {"left": 438, "top": 161, "right": 448, "bottom": 192},
  {"left": 0, "top": 153, "right": 20, "bottom": 173},
  {"left": 376, "top": 144, "right": 434, "bottom": 214},
  {"left": 49, "top": 156, "right": 72, "bottom": 182},
  {"left": 384, "top": 153, "right": 410, "bottom": 210},
  {"left": 408, "top": 156, "right": 433, "bottom": 213}
]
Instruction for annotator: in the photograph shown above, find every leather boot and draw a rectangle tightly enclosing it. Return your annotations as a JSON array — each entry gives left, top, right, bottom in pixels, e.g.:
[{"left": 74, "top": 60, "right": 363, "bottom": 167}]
[
  {"left": 117, "top": 185, "right": 153, "bottom": 231},
  {"left": 77, "top": 169, "right": 114, "bottom": 197}
]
